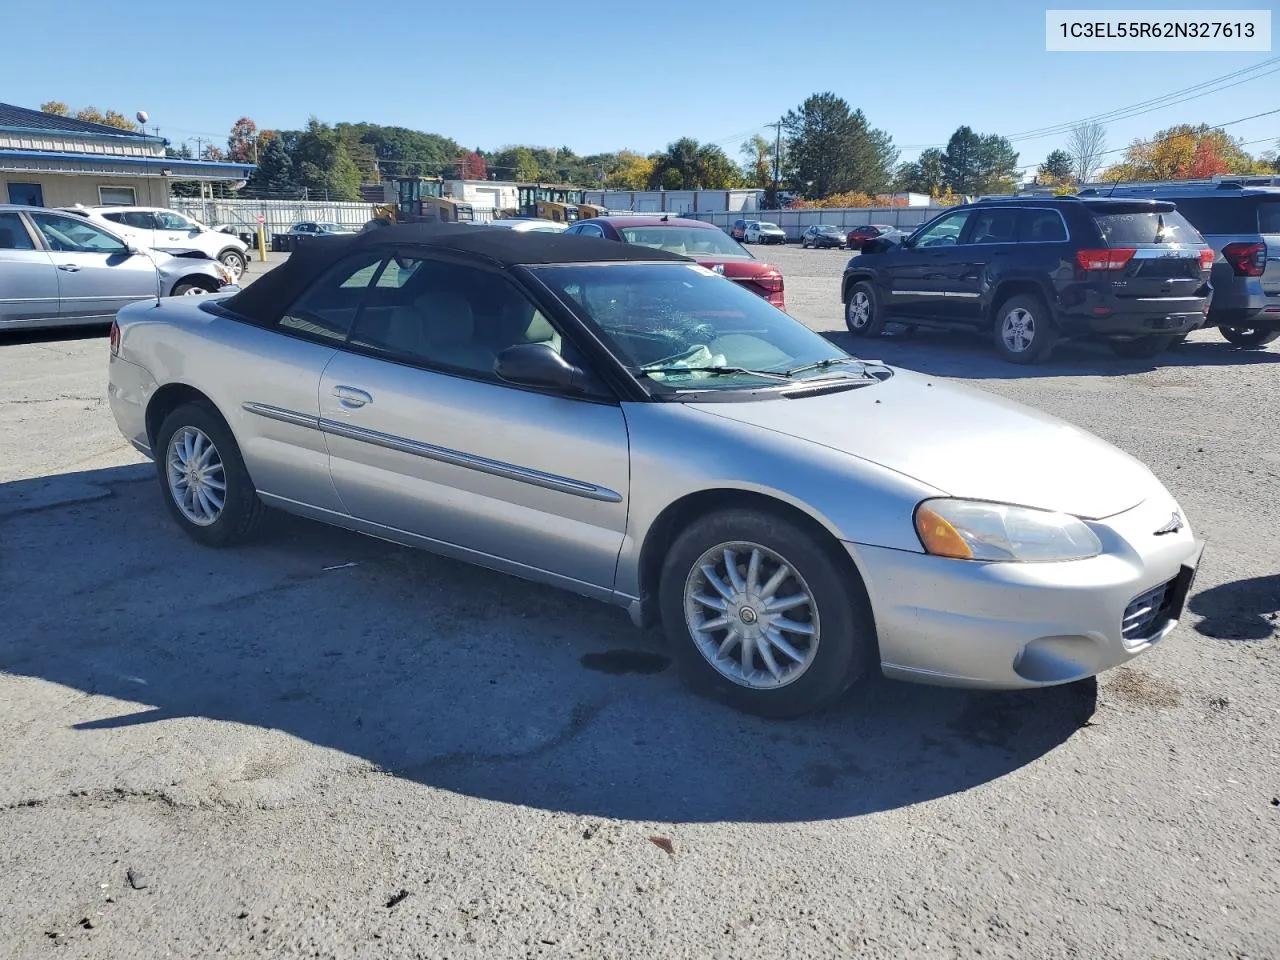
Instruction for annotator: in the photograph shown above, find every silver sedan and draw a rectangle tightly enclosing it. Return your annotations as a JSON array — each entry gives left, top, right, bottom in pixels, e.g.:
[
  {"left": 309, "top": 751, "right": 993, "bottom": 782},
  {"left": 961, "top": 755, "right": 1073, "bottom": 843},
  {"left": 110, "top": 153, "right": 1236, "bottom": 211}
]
[
  {"left": 106, "top": 225, "right": 1203, "bottom": 717},
  {"left": 0, "top": 204, "right": 235, "bottom": 331}
]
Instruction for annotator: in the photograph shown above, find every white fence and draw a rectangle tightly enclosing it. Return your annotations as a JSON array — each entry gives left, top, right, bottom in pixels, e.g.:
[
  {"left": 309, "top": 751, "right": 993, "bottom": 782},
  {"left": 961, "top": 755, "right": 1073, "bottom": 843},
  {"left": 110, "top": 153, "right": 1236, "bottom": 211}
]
[
  {"left": 168, "top": 198, "right": 376, "bottom": 234},
  {"left": 169, "top": 197, "right": 497, "bottom": 232},
  {"left": 685, "top": 206, "right": 949, "bottom": 240}
]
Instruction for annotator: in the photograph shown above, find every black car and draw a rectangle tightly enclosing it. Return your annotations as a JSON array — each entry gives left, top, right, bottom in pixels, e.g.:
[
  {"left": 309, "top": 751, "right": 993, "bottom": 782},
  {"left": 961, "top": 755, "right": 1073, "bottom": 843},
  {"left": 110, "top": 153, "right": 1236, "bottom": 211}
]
[
  {"left": 800, "top": 224, "right": 846, "bottom": 249},
  {"left": 840, "top": 197, "right": 1214, "bottom": 363},
  {"left": 1079, "top": 183, "right": 1279, "bottom": 347}
]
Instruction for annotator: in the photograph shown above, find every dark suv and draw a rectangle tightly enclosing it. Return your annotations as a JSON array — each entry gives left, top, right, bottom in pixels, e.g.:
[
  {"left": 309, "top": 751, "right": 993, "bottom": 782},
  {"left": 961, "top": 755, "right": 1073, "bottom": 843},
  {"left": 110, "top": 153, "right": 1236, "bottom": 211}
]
[
  {"left": 840, "top": 197, "right": 1214, "bottom": 363},
  {"left": 1079, "top": 183, "right": 1279, "bottom": 347}
]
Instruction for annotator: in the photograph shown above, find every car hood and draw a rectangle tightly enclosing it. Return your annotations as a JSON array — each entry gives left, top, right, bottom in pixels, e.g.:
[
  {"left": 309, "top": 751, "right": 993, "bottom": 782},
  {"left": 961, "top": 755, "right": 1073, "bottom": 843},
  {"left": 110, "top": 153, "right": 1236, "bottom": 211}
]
[{"left": 687, "top": 368, "right": 1155, "bottom": 519}]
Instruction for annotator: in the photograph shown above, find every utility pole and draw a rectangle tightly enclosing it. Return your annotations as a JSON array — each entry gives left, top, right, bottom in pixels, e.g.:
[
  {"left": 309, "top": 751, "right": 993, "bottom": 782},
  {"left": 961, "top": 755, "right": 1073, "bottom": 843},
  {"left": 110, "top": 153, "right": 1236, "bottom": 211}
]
[
  {"left": 765, "top": 120, "right": 782, "bottom": 209},
  {"left": 194, "top": 137, "right": 204, "bottom": 160}
]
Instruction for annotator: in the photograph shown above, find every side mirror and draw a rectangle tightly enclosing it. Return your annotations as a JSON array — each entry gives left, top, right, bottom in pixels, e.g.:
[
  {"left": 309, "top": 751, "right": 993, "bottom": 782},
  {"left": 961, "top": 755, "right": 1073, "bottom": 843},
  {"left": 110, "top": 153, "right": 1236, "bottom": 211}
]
[
  {"left": 124, "top": 241, "right": 143, "bottom": 256},
  {"left": 495, "top": 342, "right": 584, "bottom": 392}
]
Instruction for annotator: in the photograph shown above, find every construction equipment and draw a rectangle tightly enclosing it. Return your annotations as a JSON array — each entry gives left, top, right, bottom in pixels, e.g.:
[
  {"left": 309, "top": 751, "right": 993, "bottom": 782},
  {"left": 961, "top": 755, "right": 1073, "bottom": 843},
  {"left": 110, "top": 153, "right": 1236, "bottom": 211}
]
[
  {"left": 516, "top": 183, "right": 588, "bottom": 223},
  {"left": 364, "top": 177, "right": 474, "bottom": 230}
]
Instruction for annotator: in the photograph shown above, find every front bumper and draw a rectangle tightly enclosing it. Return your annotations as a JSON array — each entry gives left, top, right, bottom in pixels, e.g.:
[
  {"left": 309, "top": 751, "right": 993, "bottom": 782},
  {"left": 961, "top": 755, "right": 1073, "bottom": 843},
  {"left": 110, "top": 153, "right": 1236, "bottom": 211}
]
[{"left": 850, "top": 494, "right": 1203, "bottom": 689}]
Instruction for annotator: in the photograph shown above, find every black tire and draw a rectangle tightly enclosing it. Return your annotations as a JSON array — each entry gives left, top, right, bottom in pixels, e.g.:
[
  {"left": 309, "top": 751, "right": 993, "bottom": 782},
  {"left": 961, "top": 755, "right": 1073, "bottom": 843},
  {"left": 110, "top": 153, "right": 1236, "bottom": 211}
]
[
  {"left": 218, "top": 248, "right": 246, "bottom": 279},
  {"left": 658, "top": 508, "right": 875, "bottom": 719},
  {"left": 801, "top": 238, "right": 810, "bottom": 249},
  {"left": 170, "top": 279, "right": 215, "bottom": 297},
  {"left": 844, "top": 280, "right": 885, "bottom": 337},
  {"left": 992, "top": 293, "right": 1057, "bottom": 364},
  {"left": 1109, "top": 334, "right": 1175, "bottom": 359},
  {"left": 1219, "top": 326, "right": 1280, "bottom": 348},
  {"left": 154, "top": 402, "right": 266, "bottom": 548}
]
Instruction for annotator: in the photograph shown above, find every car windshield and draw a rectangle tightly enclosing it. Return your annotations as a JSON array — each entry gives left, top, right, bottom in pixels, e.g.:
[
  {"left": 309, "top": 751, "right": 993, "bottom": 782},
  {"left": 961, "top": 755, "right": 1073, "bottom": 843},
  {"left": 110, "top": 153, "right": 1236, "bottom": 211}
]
[
  {"left": 818, "top": 225, "right": 841, "bottom": 233},
  {"left": 533, "top": 262, "right": 859, "bottom": 393},
  {"left": 760, "top": 222, "right": 780, "bottom": 230},
  {"left": 618, "top": 225, "right": 748, "bottom": 257}
]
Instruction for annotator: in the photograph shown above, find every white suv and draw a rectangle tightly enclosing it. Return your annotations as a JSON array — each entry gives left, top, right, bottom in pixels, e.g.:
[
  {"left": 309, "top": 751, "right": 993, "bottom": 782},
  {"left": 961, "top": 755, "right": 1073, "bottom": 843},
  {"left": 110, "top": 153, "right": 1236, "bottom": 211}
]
[{"left": 62, "top": 206, "right": 250, "bottom": 279}]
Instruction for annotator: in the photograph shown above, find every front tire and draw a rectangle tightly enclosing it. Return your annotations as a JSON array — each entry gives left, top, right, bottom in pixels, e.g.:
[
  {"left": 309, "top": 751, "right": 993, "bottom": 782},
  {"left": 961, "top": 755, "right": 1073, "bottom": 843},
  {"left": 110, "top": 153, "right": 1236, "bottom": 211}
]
[
  {"left": 155, "top": 402, "right": 266, "bottom": 548},
  {"left": 218, "top": 249, "right": 246, "bottom": 279},
  {"left": 992, "top": 294, "right": 1056, "bottom": 364},
  {"left": 1219, "top": 326, "right": 1280, "bottom": 348},
  {"left": 844, "top": 281, "right": 884, "bottom": 336},
  {"left": 1110, "top": 335, "right": 1175, "bottom": 359},
  {"left": 171, "top": 279, "right": 215, "bottom": 297},
  {"left": 659, "top": 509, "right": 874, "bottom": 718}
]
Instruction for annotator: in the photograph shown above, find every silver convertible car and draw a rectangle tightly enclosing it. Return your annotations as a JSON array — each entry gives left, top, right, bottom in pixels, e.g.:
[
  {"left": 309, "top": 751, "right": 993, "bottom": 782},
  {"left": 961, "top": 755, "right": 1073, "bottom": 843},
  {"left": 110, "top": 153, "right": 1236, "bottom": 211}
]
[{"left": 107, "top": 225, "right": 1203, "bottom": 717}]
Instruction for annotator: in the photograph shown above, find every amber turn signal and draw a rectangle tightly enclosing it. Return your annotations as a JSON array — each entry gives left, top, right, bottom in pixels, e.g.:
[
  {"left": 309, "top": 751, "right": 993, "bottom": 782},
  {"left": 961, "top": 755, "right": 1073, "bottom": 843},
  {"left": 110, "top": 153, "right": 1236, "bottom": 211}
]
[{"left": 915, "top": 505, "right": 974, "bottom": 560}]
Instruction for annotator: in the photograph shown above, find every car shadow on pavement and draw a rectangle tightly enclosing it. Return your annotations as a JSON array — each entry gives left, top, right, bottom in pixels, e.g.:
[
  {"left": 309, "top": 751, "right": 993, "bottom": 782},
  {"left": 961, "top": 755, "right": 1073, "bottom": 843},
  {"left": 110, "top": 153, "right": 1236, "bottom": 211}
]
[
  {"left": 1188, "top": 574, "right": 1280, "bottom": 641},
  {"left": 821, "top": 327, "right": 1279, "bottom": 381},
  {"left": 1, "top": 465, "right": 1098, "bottom": 824}
]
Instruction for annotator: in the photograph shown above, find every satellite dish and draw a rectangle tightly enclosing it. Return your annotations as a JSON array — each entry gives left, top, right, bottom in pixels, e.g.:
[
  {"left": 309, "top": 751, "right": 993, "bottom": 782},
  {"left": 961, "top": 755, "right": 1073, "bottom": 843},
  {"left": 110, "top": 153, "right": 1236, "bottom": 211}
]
[{"left": 136, "top": 110, "right": 149, "bottom": 125}]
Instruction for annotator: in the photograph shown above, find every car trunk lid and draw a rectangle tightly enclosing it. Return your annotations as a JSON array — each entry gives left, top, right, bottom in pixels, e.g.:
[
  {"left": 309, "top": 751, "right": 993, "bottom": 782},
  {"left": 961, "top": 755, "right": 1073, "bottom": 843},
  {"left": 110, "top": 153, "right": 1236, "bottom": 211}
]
[{"left": 1081, "top": 201, "right": 1211, "bottom": 301}]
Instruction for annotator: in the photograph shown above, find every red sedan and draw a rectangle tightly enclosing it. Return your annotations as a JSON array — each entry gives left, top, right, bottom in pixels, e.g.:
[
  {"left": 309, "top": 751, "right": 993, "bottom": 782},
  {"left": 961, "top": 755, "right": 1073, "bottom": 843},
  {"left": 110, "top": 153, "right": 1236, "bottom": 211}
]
[
  {"left": 845, "top": 223, "right": 897, "bottom": 251},
  {"left": 565, "top": 216, "right": 785, "bottom": 310}
]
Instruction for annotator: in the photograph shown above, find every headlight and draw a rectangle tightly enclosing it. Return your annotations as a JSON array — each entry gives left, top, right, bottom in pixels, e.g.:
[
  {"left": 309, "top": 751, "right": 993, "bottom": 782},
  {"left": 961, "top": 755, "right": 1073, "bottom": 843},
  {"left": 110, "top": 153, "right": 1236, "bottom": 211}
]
[{"left": 914, "top": 499, "right": 1102, "bottom": 562}]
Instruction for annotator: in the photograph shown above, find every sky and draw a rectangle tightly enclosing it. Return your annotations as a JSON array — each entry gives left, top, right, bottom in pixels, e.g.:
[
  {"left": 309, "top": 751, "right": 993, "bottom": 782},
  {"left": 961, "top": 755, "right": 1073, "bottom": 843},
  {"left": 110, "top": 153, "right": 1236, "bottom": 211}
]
[{"left": 3, "top": 0, "right": 1276, "bottom": 173}]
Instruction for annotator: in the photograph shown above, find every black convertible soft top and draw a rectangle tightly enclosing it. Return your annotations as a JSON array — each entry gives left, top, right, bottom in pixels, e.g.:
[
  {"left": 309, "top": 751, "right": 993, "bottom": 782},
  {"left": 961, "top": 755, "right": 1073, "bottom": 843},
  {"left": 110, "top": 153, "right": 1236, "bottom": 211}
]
[{"left": 221, "top": 222, "right": 688, "bottom": 325}]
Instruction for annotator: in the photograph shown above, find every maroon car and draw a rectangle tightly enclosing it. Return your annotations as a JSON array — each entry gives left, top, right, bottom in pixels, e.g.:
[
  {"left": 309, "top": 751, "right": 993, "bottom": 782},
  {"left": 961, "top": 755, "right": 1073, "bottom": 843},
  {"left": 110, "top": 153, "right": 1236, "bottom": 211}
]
[
  {"left": 566, "top": 216, "right": 785, "bottom": 310},
  {"left": 845, "top": 223, "right": 897, "bottom": 251}
]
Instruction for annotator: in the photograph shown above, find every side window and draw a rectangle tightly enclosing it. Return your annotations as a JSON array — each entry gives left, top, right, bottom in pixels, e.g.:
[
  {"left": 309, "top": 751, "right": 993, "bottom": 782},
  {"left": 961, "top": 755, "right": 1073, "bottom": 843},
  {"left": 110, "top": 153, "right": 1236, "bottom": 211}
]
[
  {"left": 967, "top": 208, "right": 1019, "bottom": 244},
  {"left": 0, "top": 212, "right": 35, "bottom": 250},
  {"left": 30, "top": 213, "right": 127, "bottom": 253},
  {"left": 577, "top": 223, "right": 604, "bottom": 238},
  {"left": 279, "top": 252, "right": 386, "bottom": 342},
  {"left": 347, "top": 259, "right": 568, "bottom": 380},
  {"left": 155, "top": 211, "right": 195, "bottom": 230},
  {"left": 913, "top": 210, "right": 971, "bottom": 247},
  {"left": 120, "top": 211, "right": 158, "bottom": 229},
  {"left": 1017, "top": 209, "right": 1068, "bottom": 243}
]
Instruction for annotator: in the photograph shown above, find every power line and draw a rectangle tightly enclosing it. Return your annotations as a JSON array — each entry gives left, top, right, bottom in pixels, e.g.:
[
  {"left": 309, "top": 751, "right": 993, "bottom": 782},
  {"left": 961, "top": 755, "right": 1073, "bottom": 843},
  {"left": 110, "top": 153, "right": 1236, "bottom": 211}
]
[{"left": 901, "top": 56, "right": 1280, "bottom": 150}]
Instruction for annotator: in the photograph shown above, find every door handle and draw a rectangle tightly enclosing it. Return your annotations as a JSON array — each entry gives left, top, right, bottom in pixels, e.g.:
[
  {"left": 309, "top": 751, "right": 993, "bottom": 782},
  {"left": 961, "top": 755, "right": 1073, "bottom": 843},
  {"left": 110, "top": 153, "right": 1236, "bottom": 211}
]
[
  {"left": 332, "top": 385, "right": 372, "bottom": 409},
  {"left": 57, "top": 264, "right": 81, "bottom": 272}
]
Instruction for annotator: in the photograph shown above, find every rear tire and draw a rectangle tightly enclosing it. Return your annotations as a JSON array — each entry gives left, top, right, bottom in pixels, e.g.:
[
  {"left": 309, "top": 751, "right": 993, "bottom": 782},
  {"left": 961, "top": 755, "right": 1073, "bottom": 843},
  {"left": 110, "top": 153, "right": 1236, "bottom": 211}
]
[
  {"left": 844, "top": 281, "right": 885, "bottom": 337},
  {"left": 1219, "top": 326, "right": 1280, "bottom": 348},
  {"left": 1110, "top": 335, "right": 1175, "bottom": 359},
  {"left": 659, "top": 508, "right": 874, "bottom": 718},
  {"left": 154, "top": 402, "right": 266, "bottom": 548},
  {"left": 992, "top": 294, "right": 1056, "bottom": 364}
]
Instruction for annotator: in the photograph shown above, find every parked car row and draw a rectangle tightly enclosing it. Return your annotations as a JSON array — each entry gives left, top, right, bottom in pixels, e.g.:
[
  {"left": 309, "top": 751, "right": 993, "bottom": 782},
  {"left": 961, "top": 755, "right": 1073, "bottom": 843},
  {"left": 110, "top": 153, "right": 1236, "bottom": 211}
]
[
  {"left": 729, "top": 219, "right": 787, "bottom": 244},
  {"left": 0, "top": 204, "right": 237, "bottom": 331},
  {"left": 837, "top": 186, "right": 1279, "bottom": 363},
  {"left": 61, "top": 204, "right": 250, "bottom": 280}
]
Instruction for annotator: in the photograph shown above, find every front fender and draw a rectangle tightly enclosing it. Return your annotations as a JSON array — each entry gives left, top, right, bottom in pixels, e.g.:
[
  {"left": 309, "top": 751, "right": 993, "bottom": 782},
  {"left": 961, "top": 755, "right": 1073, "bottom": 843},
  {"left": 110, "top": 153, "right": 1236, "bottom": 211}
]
[{"left": 615, "top": 400, "right": 938, "bottom": 598}]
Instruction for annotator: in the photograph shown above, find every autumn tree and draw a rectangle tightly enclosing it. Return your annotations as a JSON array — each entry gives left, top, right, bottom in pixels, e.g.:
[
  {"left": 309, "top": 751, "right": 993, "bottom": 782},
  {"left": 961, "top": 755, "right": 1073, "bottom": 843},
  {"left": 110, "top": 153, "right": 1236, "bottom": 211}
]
[
  {"left": 1104, "top": 124, "right": 1263, "bottom": 181},
  {"left": 605, "top": 150, "right": 654, "bottom": 189},
  {"left": 202, "top": 144, "right": 225, "bottom": 161},
  {"left": 458, "top": 150, "right": 488, "bottom": 180},
  {"left": 740, "top": 133, "right": 776, "bottom": 191},
  {"left": 1066, "top": 121, "right": 1107, "bottom": 183},
  {"left": 40, "top": 101, "right": 69, "bottom": 116},
  {"left": 226, "top": 117, "right": 258, "bottom": 163}
]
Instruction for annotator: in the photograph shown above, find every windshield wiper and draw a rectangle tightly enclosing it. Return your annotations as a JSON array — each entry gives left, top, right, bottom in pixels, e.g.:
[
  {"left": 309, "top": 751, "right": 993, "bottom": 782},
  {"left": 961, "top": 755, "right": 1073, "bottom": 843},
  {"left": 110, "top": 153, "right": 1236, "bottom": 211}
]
[
  {"left": 779, "top": 357, "right": 868, "bottom": 378},
  {"left": 638, "top": 365, "right": 793, "bottom": 382}
]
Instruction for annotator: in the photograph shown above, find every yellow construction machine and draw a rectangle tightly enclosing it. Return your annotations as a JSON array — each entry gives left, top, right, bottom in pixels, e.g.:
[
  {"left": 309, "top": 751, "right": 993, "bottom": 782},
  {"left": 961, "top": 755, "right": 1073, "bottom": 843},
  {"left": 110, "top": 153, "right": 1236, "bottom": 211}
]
[{"left": 364, "top": 177, "right": 474, "bottom": 230}]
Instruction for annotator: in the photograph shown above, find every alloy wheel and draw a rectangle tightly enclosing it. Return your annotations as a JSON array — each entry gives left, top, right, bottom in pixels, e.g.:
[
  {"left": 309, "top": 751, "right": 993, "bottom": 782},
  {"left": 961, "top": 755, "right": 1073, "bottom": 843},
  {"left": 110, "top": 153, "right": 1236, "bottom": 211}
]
[
  {"left": 1001, "top": 306, "right": 1036, "bottom": 353},
  {"left": 847, "top": 290, "right": 872, "bottom": 329},
  {"left": 166, "top": 426, "right": 226, "bottom": 525},
  {"left": 683, "top": 541, "right": 820, "bottom": 689}
]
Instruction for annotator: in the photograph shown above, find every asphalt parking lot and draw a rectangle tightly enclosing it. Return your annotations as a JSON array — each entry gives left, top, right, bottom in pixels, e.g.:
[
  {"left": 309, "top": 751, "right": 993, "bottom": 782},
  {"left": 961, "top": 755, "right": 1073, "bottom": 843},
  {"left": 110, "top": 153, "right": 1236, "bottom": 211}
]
[{"left": 1, "top": 242, "right": 1278, "bottom": 959}]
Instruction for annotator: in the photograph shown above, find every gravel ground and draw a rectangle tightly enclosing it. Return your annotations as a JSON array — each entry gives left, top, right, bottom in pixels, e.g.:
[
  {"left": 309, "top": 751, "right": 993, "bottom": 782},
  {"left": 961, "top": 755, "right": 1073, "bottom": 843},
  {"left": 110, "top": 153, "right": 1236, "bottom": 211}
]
[{"left": 1, "top": 243, "right": 1277, "bottom": 959}]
